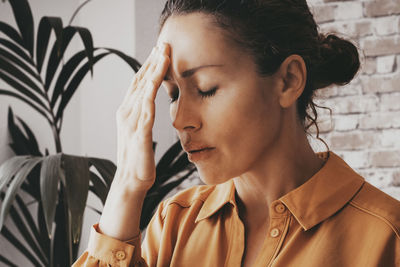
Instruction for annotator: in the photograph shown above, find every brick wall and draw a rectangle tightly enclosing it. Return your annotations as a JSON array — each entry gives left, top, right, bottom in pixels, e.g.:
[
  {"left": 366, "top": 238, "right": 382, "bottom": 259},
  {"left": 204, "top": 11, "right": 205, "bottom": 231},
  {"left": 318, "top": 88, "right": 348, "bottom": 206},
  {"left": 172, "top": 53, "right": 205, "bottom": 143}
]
[
  {"left": 308, "top": 0, "right": 400, "bottom": 199},
  {"left": 170, "top": 0, "right": 400, "bottom": 201}
]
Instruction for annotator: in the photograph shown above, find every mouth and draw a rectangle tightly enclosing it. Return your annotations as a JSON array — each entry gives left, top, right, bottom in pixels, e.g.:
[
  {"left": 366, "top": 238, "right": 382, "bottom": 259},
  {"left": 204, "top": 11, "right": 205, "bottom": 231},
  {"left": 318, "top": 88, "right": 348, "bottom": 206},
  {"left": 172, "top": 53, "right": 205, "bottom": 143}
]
[{"left": 186, "top": 147, "right": 216, "bottom": 162}]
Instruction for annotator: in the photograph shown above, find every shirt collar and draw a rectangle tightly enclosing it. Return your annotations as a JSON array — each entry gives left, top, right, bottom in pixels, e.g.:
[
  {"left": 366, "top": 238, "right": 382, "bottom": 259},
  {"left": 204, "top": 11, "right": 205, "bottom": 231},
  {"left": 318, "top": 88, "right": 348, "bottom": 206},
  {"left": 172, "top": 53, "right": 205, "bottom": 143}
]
[{"left": 195, "top": 151, "right": 365, "bottom": 230}]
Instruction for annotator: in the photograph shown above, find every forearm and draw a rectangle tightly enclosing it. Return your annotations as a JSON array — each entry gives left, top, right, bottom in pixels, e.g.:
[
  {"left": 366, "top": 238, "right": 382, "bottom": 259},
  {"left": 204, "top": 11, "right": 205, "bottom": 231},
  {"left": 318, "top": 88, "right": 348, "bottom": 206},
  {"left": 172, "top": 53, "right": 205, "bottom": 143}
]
[{"left": 98, "top": 173, "right": 148, "bottom": 241}]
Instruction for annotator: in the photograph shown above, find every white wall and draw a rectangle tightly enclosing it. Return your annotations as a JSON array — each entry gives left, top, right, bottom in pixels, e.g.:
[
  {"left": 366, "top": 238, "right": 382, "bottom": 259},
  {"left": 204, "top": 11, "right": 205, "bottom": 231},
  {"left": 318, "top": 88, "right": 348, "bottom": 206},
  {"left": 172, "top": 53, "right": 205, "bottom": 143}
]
[{"left": 0, "top": 0, "right": 174, "bottom": 265}]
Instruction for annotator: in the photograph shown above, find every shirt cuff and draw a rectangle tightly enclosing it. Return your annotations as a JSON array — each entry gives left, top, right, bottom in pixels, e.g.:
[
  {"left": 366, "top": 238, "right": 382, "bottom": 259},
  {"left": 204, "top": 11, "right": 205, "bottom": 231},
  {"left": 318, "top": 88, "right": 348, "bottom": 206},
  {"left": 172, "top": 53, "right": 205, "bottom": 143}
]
[{"left": 88, "top": 223, "right": 143, "bottom": 266}]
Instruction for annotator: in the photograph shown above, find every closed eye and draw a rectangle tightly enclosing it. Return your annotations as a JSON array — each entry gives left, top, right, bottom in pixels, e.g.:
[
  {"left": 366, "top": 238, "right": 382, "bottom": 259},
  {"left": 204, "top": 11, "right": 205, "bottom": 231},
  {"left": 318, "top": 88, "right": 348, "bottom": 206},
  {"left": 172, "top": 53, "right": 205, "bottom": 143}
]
[{"left": 169, "top": 86, "right": 218, "bottom": 103}]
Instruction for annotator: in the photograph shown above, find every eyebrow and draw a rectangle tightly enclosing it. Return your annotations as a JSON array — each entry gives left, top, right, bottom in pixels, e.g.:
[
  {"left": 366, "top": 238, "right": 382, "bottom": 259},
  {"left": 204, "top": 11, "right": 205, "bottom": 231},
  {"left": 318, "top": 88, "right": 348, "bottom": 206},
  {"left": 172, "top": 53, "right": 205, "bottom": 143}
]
[{"left": 163, "top": 64, "right": 224, "bottom": 81}]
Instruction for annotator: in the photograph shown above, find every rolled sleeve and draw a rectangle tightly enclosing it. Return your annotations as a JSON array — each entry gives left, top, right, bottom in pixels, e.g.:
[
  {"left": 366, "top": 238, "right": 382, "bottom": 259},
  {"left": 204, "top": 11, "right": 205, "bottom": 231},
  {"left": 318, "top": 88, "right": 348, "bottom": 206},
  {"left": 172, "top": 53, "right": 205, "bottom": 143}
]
[{"left": 72, "top": 223, "right": 146, "bottom": 267}]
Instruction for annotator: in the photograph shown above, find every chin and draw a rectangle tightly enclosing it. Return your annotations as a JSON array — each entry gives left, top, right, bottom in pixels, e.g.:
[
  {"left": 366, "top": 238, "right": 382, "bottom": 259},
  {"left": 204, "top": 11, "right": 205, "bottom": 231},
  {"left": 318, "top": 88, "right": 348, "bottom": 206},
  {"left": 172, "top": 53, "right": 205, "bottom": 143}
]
[{"left": 197, "top": 168, "right": 232, "bottom": 185}]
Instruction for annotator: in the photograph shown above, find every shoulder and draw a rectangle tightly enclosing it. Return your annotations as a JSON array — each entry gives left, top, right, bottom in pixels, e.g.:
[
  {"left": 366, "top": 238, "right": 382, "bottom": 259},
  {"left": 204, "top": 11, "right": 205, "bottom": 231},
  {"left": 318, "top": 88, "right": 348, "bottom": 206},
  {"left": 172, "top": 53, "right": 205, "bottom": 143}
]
[
  {"left": 349, "top": 181, "right": 400, "bottom": 239},
  {"left": 159, "top": 184, "right": 216, "bottom": 218}
]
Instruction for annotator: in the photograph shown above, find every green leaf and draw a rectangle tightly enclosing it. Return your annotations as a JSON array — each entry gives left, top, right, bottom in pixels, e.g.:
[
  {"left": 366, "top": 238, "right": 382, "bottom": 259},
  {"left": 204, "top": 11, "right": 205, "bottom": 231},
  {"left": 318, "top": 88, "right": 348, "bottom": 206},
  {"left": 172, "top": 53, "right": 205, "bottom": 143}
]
[
  {"left": 88, "top": 157, "right": 116, "bottom": 188},
  {"left": 89, "top": 171, "right": 108, "bottom": 206},
  {"left": 0, "top": 21, "right": 24, "bottom": 48},
  {"left": 55, "top": 52, "right": 109, "bottom": 123},
  {"left": 8, "top": 0, "right": 34, "bottom": 56},
  {"left": 0, "top": 155, "right": 31, "bottom": 192},
  {"left": 0, "top": 55, "right": 44, "bottom": 97},
  {"left": 0, "top": 37, "right": 34, "bottom": 66},
  {"left": 60, "top": 154, "right": 89, "bottom": 244},
  {"left": 0, "top": 157, "right": 42, "bottom": 231},
  {"left": 0, "top": 46, "right": 41, "bottom": 83},
  {"left": 0, "top": 89, "right": 49, "bottom": 121},
  {"left": 40, "top": 153, "right": 62, "bottom": 239},
  {"left": 36, "top": 16, "right": 63, "bottom": 73}
]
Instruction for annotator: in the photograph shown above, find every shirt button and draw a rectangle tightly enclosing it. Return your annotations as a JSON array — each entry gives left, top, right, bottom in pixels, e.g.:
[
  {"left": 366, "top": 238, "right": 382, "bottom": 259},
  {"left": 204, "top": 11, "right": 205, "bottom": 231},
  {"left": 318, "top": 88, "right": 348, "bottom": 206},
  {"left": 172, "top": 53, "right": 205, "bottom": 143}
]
[
  {"left": 275, "top": 203, "right": 286, "bottom": 214},
  {"left": 115, "top": 250, "right": 126, "bottom": 260},
  {"left": 270, "top": 228, "right": 280, "bottom": 238}
]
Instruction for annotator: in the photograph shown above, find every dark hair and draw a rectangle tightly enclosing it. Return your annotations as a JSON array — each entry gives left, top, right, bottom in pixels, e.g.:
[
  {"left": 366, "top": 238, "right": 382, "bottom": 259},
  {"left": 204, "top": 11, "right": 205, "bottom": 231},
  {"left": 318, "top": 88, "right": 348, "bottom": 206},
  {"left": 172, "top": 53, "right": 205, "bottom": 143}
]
[{"left": 159, "top": 0, "right": 360, "bottom": 150}]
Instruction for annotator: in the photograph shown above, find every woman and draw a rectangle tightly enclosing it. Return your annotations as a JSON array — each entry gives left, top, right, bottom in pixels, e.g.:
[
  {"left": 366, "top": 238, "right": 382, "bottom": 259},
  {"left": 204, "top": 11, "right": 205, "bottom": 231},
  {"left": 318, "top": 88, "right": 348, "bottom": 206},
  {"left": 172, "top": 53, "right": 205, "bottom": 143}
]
[{"left": 73, "top": 0, "right": 400, "bottom": 266}]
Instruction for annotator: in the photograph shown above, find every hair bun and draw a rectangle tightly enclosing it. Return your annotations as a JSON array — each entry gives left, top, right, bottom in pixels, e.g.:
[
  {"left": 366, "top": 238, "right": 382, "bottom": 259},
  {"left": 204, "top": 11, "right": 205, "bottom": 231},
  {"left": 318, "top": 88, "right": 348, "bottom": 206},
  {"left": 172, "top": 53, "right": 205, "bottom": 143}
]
[{"left": 312, "top": 34, "right": 360, "bottom": 89}]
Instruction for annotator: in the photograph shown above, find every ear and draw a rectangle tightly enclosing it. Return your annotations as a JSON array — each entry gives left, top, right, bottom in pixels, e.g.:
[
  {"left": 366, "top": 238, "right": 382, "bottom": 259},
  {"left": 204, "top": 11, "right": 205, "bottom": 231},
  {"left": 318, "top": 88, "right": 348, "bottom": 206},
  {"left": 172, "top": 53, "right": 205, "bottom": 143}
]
[{"left": 277, "top": 55, "right": 307, "bottom": 108}]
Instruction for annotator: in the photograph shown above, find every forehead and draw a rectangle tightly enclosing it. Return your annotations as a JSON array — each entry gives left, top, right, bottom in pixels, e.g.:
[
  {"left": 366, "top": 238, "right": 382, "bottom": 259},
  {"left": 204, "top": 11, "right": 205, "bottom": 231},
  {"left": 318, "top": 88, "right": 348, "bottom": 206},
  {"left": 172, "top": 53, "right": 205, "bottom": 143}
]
[{"left": 157, "top": 13, "right": 244, "bottom": 72}]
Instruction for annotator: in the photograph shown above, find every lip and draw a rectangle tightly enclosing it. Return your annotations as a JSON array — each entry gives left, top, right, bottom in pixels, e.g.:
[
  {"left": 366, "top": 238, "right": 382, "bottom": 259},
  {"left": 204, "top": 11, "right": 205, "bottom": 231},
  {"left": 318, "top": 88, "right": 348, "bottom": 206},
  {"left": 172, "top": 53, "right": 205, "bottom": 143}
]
[{"left": 187, "top": 147, "right": 216, "bottom": 162}]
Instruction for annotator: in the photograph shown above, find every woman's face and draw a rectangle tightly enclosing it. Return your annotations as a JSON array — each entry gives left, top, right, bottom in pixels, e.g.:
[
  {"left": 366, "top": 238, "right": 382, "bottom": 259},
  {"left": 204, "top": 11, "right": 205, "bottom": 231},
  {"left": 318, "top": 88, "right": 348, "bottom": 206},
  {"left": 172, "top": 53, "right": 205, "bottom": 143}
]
[{"left": 157, "top": 13, "right": 284, "bottom": 185}]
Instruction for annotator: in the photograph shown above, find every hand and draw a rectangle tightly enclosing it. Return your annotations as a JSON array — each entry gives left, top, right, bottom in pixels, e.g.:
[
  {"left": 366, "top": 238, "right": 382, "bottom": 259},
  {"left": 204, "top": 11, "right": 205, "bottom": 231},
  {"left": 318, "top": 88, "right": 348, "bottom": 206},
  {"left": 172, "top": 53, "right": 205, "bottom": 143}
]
[{"left": 114, "top": 43, "right": 171, "bottom": 193}]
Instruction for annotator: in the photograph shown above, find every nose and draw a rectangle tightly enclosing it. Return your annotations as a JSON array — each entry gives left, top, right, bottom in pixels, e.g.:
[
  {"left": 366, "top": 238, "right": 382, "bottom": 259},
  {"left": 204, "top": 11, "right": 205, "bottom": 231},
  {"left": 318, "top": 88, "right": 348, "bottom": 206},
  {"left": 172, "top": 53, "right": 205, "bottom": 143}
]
[{"left": 171, "top": 93, "right": 201, "bottom": 132}]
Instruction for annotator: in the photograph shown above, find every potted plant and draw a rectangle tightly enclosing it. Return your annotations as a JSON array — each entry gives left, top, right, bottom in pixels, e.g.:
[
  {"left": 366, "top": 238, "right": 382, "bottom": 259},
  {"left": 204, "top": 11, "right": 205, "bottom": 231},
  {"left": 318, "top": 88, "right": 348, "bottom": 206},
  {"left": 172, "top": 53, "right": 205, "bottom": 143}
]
[{"left": 0, "top": 0, "right": 196, "bottom": 265}]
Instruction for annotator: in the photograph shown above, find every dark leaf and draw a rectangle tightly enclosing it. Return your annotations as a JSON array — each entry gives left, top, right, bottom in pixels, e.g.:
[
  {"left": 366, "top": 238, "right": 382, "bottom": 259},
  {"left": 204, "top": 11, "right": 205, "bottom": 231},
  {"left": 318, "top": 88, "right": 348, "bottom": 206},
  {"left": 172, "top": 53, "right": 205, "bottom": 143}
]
[
  {"left": 50, "top": 49, "right": 91, "bottom": 109},
  {"left": 15, "top": 194, "right": 48, "bottom": 256},
  {"left": 0, "top": 21, "right": 24, "bottom": 48},
  {"left": 0, "top": 55, "right": 44, "bottom": 97},
  {"left": 36, "top": 16, "right": 63, "bottom": 73},
  {"left": 0, "top": 225, "right": 42, "bottom": 266},
  {"left": 0, "top": 46, "right": 40, "bottom": 81},
  {"left": 45, "top": 25, "right": 93, "bottom": 91},
  {"left": 7, "top": 107, "right": 37, "bottom": 155},
  {"left": 0, "top": 155, "right": 30, "bottom": 193},
  {"left": 0, "top": 37, "right": 34, "bottom": 66},
  {"left": 100, "top": 47, "right": 141, "bottom": 72},
  {"left": 0, "top": 89, "right": 50, "bottom": 126},
  {"left": 155, "top": 140, "right": 182, "bottom": 177},
  {"left": 8, "top": 0, "right": 34, "bottom": 56},
  {"left": 8, "top": 200, "right": 48, "bottom": 265},
  {"left": 55, "top": 52, "right": 109, "bottom": 122},
  {"left": 0, "top": 156, "right": 42, "bottom": 230},
  {"left": 89, "top": 171, "right": 108, "bottom": 206},
  {"left": 60, "top": 154, "right": 89, "bottom": 244},
  {"left": 15, "top": 115, "right": 41, "bottom": 156},
  {"left": 88, "top": 157, "right": 116, "bottom": 187},
  {"left": 0, "top": 254, "right": 18, "bottom": 267},
  {"left": 40, "top": 153, "right": 62, "bottom": 239}
]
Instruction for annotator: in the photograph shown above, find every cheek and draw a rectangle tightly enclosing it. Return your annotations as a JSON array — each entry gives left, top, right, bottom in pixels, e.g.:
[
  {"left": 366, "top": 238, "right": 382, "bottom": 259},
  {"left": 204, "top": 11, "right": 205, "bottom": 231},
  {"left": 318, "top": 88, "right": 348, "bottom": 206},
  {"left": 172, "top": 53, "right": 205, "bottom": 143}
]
[{"left": 205, "top": 87, "right": 281, "bottom": 175}]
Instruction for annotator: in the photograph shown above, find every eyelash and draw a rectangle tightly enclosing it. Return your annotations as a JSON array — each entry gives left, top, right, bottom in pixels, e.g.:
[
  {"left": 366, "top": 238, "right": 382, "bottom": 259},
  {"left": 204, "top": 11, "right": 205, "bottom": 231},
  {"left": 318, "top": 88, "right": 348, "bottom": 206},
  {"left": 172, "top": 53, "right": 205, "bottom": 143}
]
[{"left": 169, "top": 86, "right": 218, "bottom": 103}]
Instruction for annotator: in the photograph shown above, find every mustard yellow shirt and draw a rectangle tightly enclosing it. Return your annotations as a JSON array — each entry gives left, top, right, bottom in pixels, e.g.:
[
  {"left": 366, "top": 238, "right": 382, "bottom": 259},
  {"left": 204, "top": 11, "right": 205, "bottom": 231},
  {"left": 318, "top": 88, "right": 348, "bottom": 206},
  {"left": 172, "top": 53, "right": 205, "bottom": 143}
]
[{"left": 72, "top": 151, "right": 400, "bottom": 266}]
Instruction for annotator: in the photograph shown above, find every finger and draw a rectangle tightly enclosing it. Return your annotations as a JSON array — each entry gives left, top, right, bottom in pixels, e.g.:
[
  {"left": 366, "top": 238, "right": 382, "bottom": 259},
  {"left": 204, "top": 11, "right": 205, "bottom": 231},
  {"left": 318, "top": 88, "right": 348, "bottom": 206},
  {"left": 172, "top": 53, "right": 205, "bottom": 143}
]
[
  {"left": 144, "top": 53, "right": 170, "bottom": 102},
  {"left": 121, "top": 46, "right": 159, "bottom": 107}
]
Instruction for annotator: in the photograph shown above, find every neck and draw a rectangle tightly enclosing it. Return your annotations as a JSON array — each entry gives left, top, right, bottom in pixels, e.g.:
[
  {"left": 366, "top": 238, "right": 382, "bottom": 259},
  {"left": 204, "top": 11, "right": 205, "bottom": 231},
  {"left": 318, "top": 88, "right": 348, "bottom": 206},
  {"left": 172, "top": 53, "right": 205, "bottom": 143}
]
[{"left": 233, "top": 119, "right": 325, "bottom": 228}]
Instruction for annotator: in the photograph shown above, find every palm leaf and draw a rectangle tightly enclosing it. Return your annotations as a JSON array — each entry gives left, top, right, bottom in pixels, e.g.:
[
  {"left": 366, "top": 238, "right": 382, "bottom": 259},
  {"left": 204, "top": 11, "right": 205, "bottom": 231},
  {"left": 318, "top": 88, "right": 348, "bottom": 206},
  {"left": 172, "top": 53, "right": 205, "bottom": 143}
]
[
  {"left": 0, "top": 55, "right": 43, "bottom": 97},
  {"left": 36, "top": 16, "right": 63, "bottom": 73},
  {"left": 55, "top": 52, "right": 108, "bottom": 122},
  {"left": 0, "top": 157, "right": 42, "bottom": 230},
  {"left": 40, "top": 153, "right": 62, "bottom": 239},
  {"left": 60, "top": 154, "right": 89, "bottom": 245},
  {"left": 8, "top": 0, "right": 34, "bottom": 56},
  {"left": 0, "top": 37, "right": 34, "bottom": 66},
  {"left": 0, "top": 46, "right": 40, "bottom": 81},
  {"left": 0, "top": 22, "right": 24, "bottom": 48},
  {"left": 89, "top": 171, "right": 108, "bottom": 206},
  {"left": 0, "top": 225, "right": 42, "bottom": 266},
  {"left": 0, "top": 155, "right": 30, "bottom": 193},
  {"left": 88, "top": 157, "right": 116, "bottom": 187},
  {"left": 0, "top": 90, "right": 49, "bottom": 123}
]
